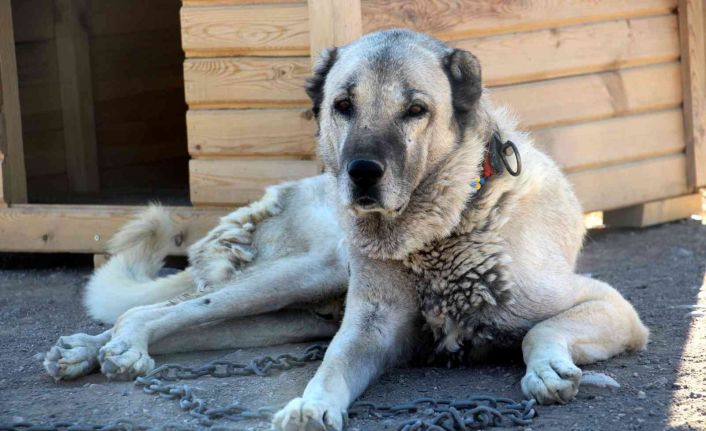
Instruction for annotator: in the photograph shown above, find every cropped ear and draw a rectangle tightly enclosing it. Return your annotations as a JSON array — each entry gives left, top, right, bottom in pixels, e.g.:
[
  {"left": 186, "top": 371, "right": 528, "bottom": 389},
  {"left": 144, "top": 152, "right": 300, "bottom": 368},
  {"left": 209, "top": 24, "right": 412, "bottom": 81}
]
[
  {"left": 305, "top": 47, "right": 338, "bottom": 118},
  {"left": 443, "top": 49, "right": 482, "bottom": 119}
]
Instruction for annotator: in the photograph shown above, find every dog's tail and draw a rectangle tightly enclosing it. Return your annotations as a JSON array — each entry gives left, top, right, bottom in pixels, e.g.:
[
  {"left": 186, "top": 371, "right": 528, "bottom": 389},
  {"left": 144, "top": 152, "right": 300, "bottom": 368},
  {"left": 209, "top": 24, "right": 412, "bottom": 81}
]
[{"left": 83, "top": 205, "right": 195, "bottom": 324}]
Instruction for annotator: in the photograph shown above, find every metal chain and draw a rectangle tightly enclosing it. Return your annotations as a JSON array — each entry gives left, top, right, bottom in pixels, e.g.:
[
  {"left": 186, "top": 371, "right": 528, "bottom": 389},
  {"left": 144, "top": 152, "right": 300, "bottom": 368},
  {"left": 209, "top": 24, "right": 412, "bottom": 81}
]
[{"left": 1, "top": 345, "right": 536, "bottom": 431}]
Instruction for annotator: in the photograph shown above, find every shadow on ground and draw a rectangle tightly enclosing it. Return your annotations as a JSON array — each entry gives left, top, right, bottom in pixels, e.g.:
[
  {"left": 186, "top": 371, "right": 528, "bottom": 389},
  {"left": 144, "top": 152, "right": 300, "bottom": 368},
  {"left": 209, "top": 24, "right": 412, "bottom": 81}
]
[{"left": 1, "top": 219, "right": 705, "bottom": 430}]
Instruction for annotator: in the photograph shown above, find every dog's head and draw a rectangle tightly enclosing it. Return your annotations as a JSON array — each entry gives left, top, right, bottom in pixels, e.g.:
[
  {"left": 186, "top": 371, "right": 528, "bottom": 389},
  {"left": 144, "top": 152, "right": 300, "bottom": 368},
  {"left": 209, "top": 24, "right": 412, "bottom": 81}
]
[{"left": 308, "top": 29, "right": 484, "bottom": 218}]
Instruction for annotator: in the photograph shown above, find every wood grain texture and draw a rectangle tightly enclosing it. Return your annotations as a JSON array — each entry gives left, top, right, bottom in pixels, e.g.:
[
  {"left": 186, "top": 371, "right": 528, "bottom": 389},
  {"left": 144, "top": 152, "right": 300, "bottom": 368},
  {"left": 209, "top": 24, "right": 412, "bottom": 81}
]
[
  {"left": 494, "top": 62, "right": 683, "bottom": 130},
  {"left": 678, "top": 0, "right": 706, "bottom": 189},
  {"left": 54, "top": 0, "right": 100, "bottom": 193},
  {"left": 308, "top": 0, "right": 362, "bottom": 61},
  {"left": 0, "top": 0, "right": 28, "bottom": 203},
  {"left": 533, "top": 109, "right": 685, "bottom": 172},
  {"left": 187, "top": 109, "right": 315, "bottom": 157},
  {"left": 190, "top": 159, "right": 320, "bottom": 205},
  {"left": 184, "top": 56, "right": 310, "bottom": 108},
  {"left": 0, "top": 204, "right": 226, "bottom": 254},
  {"left": 454, "top": 14, "right": 680, "bottom": 87},
  {"left": 183, "top": 0, "right": 305, "bottom": 5},
  {"left": 181, "top": 4, "right": 310, "bottom": 57},
  {"left": 179, "top": 1, "right": 677, "bottom": 56},
  {"left": 568, "top": 154, "right": 688, "bottom": 212},
  {"left": 603, "top": 193, "right": 702, "bottom": 227},
  {"left": 184, "top": 16, "right": 679, "bottom": 109},
  {"left": 362, "top": 0, "right": 677, "bottom": 40}
]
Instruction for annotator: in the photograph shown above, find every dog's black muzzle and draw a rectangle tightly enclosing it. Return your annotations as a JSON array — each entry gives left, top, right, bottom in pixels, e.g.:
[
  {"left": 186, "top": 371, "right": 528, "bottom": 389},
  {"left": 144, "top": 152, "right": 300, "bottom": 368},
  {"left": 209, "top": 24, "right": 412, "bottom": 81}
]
[{"left": 347, "top": 159, "right": 385, "bottom": 207}]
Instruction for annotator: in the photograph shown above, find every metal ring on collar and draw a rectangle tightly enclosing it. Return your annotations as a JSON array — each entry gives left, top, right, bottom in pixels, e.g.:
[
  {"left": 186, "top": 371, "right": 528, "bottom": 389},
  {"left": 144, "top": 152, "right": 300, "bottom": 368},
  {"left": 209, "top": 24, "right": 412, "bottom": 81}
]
[{"left": 497, "top": 139, "right": 521, "bottom": 177}]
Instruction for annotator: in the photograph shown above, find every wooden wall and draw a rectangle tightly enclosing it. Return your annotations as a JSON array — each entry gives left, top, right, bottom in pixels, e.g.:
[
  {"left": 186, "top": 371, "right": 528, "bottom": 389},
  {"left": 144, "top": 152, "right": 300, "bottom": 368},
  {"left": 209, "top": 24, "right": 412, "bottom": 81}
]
[
  {"left": 180, "top": 0, "right": 702, "bottom": 213},
  {"left": 12, "top": 0, "right": 189, "bottom": 204}
]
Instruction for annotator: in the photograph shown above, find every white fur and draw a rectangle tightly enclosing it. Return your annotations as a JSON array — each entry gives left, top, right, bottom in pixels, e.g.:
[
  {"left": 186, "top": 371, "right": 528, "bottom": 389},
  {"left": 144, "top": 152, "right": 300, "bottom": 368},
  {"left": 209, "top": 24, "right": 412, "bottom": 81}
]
[{"left": 83, "top": 205, "right": 195, "bottom": 324}]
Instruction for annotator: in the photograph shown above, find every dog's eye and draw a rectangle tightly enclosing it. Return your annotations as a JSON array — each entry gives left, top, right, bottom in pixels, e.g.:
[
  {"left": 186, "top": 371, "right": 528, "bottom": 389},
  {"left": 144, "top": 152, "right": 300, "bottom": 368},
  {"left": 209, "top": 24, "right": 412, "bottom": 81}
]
[
  {"left": 334, "top": 99, "right": 352, "bottom": 116},
  {"left": 406, "top": 104, "right": 427, "bottom": 118}
]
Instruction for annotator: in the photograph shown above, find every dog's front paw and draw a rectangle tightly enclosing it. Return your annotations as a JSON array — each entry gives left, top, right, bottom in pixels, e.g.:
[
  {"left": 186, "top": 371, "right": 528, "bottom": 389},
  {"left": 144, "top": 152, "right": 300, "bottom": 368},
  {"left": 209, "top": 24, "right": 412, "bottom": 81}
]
[
  {"left": 98, "top": 340, "right": 154, "bottom": 380},
  {"left": 272, "top": 397, "right": 346, "bottom": 431},
  {"left": 44, "top": 332, "right": 109, "bottom": 381},
  {"left": 521, "top": 358, "right": 582, "bottom": 404}
]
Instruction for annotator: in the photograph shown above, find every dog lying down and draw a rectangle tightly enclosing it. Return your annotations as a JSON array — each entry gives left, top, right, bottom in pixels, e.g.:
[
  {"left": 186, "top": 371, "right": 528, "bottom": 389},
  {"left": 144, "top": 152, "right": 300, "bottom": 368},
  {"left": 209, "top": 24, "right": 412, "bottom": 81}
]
[{"left": 44, "top": 29, "right": 648, "bottom": 431}]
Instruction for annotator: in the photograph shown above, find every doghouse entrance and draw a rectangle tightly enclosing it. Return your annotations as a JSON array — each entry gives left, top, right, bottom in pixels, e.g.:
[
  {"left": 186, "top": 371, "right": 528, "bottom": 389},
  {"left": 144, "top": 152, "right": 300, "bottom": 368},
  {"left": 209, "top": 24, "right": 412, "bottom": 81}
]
[{"left": 12, "top": 0, "right": 189, "bottom": 205}]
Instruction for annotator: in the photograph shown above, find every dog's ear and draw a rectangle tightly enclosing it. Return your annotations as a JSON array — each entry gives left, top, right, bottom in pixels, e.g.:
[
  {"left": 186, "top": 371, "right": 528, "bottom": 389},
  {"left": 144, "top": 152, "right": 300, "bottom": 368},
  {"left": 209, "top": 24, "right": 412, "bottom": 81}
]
[
  {"left": 306, "top": 47, "right": 338, "bottom": 118},
  {"left": 443, "top": 49, "right": 482, "bottom": 117}
]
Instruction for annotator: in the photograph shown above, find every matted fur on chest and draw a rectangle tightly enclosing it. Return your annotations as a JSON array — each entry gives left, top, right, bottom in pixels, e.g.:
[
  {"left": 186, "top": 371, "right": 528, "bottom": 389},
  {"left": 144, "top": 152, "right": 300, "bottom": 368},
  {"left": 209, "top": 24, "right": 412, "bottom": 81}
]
[{"left": 404, "top": 231, "right": 524, "bottom": 356}]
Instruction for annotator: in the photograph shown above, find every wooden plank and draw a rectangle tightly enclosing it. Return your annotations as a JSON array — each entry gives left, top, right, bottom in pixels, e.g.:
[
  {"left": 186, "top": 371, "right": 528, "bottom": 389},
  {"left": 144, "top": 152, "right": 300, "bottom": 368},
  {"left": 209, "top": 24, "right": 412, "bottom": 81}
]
[
  {"left": 187, "top": 63, "right": 682, "bottom": 148},
  {"left": 308, "top": 0, "right": 362, "bottom": 60},
  {"left": 568, "top": 154, "right": 688, "bottom": 212},
  {"left": 179, "top": 1, "right": 677, "bottom": 57},
  {"left": 0, "top": 0, "right": 28, "bottom": 203},
  {"left": 181, "top": 4, "right": 310, "bottom": 57},
  {"left": 11, "top": 0, "right": 55, "bottom": 42},
  {"left": 494, "top": 62, "right": 683, "bottom": 130},
  {"left": 184, "top": 31, "right": 681, "bottom": 110},
  {"left": 0, "top": 204, "right": 227, "bottom": 254},
  {"left": 183, "top": 0, "right": 305, "bottom": 5},
  {"left": 678, "top": 0, "right": 706, "bottom": 189},
  {"left": 362, "top": 0, "right": 677, "bottom": 41},
  {"left": 533, "top": 109, "right": 685, "bottom": 173},
  {"left": 54, "top": 0, "right": 100, "bottom": 193},
  {"left": 184, "top": 56, "right": 310, "bottom": 108},
  {"left": 190, "top": 159, "right": 319, "bottom": 205},
  {"left": 603, "top": 193, "right": 702, "bottom": 227},
  {"left": 454, "top": 14, "right": 680, "bottom": 87},
  {"left": 187, "top": 109, "right": 315, "bottom": 157}
]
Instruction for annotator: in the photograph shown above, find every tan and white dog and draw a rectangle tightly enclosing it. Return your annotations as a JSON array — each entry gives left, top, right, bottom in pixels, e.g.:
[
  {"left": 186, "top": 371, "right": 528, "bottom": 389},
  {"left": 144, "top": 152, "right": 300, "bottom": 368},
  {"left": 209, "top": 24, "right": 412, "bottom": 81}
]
[{"left": 44, "top": 30, "right": 648, "bottom": 431}]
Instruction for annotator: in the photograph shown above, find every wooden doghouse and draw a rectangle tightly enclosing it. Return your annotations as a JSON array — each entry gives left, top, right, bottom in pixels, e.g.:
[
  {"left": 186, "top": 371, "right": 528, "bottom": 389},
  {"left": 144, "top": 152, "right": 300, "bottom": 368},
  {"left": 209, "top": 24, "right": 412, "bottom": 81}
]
[{"left": 0, "top": 0, "right": 704, "bottom": 258}]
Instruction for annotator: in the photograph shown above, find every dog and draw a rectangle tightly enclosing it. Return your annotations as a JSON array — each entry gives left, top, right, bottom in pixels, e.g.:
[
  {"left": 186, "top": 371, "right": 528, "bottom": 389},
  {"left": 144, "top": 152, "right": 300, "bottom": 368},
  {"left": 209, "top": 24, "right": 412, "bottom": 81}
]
[{"left": 44, "top": 30, "right": 648, "bottom": 431}]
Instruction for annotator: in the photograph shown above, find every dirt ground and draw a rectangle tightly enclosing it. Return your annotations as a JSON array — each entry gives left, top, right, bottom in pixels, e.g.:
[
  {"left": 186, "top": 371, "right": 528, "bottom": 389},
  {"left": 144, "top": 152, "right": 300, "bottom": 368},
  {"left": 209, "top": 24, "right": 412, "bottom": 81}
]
[{"left": 1, "top": 219, "right": 705, "bottom": 431}]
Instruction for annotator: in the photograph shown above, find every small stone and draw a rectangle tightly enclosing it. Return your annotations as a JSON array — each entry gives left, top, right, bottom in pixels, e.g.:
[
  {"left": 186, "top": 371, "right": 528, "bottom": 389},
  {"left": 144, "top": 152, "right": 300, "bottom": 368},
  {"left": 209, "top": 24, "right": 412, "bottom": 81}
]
[
  {"left": 644, "top": 376, "right": 668, "bottom": 389},
  {"left": 637, "top": 390, "right": 647, "bottom": 399},
  {"left": 32, "top": 352, "right": 45, "bottom": 361},
  {"left": 632, "top": 372, "right": 639, "bottom": 377}
]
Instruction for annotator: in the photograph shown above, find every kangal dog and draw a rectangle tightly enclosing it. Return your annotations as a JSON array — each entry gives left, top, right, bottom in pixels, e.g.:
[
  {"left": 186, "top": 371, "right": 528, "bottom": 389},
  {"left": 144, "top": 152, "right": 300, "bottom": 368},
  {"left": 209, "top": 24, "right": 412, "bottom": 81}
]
[{"left": 44, "top": 30, "right": 648, "bottom": 431}]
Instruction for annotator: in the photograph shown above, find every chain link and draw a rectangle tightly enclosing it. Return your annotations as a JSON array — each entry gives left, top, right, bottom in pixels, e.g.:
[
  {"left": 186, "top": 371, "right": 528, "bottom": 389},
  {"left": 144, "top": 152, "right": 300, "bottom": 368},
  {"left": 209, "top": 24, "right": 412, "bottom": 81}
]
[{"left": 2, "top": 344, "right": 536, "bottom": 430}]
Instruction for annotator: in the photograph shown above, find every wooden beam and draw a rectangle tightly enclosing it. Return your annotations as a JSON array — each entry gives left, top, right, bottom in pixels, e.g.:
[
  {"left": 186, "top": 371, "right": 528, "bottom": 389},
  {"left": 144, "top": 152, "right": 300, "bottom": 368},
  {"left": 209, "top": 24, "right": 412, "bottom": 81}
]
[
  {"left": 603, "top": 193, "right": 702, "bottom": 227},
  {"left": 187, "top": 109, "right": 315, "bottom": 158},
  {"left": 307, "top": 0, "right": 362, "bottom": 62},
  {"left": 54, "top": 0, "right": 100, "bottom": 193},
  {"left": 568, "top": 154, "right": 688, "bottom": 212},
  {"left": 0, "top": 0, "right": 28, "bottom": 204},
  {"left": 363, "top": 0, "right": 677, "bottom": 41},
  {"left": 190, "top": 159, "right": 319, "bottom": 205},
  {"left": 678, "top": 0, "right": 706, "bottom": 189},
  {"left": 180, "top": 4, "right": 310, "bottom": 57},
  {"left": 0, "top": 204, "right": 227, "bottom": 254}
]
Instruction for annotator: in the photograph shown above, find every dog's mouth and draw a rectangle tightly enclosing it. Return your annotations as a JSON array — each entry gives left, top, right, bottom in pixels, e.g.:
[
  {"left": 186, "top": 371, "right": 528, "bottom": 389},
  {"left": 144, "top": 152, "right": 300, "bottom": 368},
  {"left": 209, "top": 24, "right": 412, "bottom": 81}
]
[{"left": 349, "top": 195, "right": 407, "bottom": 217}]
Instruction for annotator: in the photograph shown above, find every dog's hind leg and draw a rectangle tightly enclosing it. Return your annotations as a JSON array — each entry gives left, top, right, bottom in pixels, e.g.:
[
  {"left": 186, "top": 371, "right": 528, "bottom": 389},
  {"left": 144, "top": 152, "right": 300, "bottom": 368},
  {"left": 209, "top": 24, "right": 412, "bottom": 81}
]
[
  {"left": 521, "top": 275, "right": 649, "bottom": 404},
  {"left": 98, "top": 250, "right": 347, "bottom": 380}
]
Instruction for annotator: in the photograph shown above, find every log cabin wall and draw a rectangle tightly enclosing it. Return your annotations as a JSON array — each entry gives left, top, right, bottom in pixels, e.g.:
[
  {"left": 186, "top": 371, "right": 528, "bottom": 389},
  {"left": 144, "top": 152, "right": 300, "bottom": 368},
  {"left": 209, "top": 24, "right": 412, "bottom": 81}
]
[
  {"left": 181, "top": 0, "right": 704, "bottom": 214},
  {"left": 12, "top": 0, "right": 189, "bottom": 204}
]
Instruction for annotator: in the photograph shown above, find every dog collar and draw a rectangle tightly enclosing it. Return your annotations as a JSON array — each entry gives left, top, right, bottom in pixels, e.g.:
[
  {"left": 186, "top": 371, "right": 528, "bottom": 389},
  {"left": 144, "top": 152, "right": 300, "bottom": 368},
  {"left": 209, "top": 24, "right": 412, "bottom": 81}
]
[{"left": 471, "top": 133, "right": 522, "bottom": 191}]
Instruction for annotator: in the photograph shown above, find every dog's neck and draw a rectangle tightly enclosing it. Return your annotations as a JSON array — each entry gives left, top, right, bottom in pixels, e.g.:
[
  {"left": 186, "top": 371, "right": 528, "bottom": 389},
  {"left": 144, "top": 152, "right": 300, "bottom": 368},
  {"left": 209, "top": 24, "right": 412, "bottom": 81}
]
[{"left": 343, "top": 128, "right": 500, "bottom": 261}]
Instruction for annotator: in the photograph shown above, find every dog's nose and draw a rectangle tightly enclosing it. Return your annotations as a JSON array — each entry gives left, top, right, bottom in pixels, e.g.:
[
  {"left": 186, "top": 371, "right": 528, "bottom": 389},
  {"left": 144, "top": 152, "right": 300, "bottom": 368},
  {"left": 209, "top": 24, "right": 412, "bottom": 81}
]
[{"left": 347, "top": 159, "right": 385, "bottom": 188}]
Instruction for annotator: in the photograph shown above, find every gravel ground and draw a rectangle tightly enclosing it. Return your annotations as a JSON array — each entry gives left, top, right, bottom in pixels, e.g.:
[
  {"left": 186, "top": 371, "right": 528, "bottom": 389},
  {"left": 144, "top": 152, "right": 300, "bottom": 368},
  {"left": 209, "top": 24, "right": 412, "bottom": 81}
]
[{"left": 1, "top": 219, "right": 705, "bottom": 431}]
